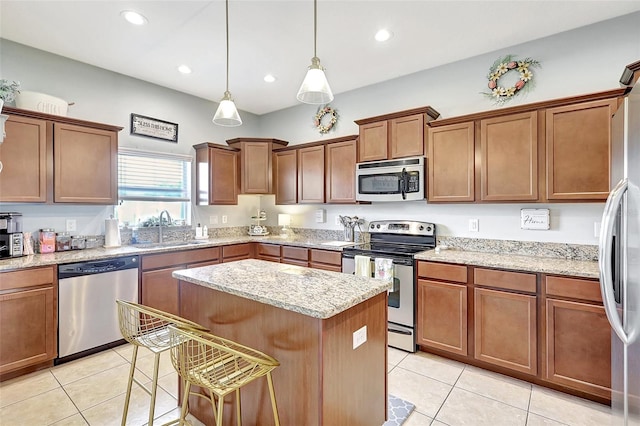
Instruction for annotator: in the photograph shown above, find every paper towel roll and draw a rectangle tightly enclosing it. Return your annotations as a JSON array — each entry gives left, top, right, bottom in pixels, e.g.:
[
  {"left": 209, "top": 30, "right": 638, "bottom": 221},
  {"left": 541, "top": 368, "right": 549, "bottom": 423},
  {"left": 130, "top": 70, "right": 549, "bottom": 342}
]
[{"left": 104, "top": 218, "right": 121, "bottom": 247}]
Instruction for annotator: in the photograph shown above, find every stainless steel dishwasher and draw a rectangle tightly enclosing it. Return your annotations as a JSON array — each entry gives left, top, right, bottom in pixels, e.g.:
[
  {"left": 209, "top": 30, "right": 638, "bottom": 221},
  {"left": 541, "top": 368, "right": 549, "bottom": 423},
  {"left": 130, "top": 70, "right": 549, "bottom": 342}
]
[{"left": 57, "top": 255, "right": 139, "bottom": 361}]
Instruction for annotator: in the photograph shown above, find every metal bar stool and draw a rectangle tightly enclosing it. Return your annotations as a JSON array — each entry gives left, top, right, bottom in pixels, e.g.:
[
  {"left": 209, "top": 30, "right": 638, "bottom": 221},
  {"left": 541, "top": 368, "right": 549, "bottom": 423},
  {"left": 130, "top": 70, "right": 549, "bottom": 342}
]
[
  {"left": 116, "top": 300, "right": 208, "bottom": 426},
  {"left": 167, "top": 324, "right": 281, "bottom": 426}
]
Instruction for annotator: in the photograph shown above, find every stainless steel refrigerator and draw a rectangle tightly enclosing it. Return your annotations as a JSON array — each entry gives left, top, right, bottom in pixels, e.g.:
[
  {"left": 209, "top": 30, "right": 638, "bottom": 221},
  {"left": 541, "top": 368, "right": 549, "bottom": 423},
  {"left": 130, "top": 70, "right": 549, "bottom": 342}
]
[{"left": 599, "top": 73, "right": 640, "bottom": 426}]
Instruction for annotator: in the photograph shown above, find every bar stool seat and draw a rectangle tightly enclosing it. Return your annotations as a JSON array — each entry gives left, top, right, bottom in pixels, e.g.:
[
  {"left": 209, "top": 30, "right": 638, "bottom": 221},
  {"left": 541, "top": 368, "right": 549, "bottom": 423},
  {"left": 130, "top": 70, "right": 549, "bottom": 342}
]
[
  {"left": 116, "top": 300, "right": 208, "bottom": 426},
  {"left": 168, "top": 325, "right": 280, "bottom": 426}
]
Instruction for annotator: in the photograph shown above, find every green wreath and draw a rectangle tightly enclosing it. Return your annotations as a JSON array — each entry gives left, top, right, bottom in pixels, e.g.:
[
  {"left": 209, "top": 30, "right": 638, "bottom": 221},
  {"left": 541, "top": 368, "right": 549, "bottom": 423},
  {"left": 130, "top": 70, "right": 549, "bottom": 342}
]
[
  {"left": 482, "top": 55, "right": 541, "bottom": 104},
  {"left": 314, "top": 105, "right": 338, "bottom": 134}
]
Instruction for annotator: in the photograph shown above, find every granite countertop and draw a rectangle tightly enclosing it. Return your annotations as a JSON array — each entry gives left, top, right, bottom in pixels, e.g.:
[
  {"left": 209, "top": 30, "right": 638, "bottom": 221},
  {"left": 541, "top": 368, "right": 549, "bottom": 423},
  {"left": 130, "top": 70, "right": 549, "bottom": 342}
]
[
  {"left": 173, "top": 258, "right": 391, "bottom": 319},
  {"left": 414, "top": 249, "right": 600, "bottom": 279},
  {"left": 0, "top": 236, "right": 359, "bottom": 272}
]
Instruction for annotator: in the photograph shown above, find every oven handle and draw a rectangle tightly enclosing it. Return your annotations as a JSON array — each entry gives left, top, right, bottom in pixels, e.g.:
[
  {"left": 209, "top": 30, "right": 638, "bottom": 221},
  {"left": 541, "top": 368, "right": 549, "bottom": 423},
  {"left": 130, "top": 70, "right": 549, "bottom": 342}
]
[
  {"left": 388, "top": 328, "right": 412, "bottom": 336},
  {"left": 401, "top": 168, "right": 407, "bottom": 200}
]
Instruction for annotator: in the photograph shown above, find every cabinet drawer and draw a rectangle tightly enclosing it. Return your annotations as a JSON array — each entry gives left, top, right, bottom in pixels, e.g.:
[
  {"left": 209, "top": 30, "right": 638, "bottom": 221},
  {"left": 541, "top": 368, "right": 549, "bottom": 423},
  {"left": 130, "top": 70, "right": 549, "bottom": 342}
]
[
  {"left": 310, "top": 249, "right": 342, "bottom": 267},
  {"left": 257, "top": 243, "right": 281, "bottom": 257},
  {"left": 417, "top": 262, "right": 467, "bottom": 283},
  {"left": 222, "top": 243, "right": 251, "bottom": 259},
  {"left": 474, "top": 268, "right": 536, "bottom": 293},
  {"left": 545, "top": 276, "right": 602, "bottom": 303},
  {"left": 282, "top": 246, "right": 309, "bottom": 261},
  {"left": 0, "top": 266, "right": 55, "bottom": 292},
  {"left": 142, "top": 247, "right": 221, "bottom": 270}
]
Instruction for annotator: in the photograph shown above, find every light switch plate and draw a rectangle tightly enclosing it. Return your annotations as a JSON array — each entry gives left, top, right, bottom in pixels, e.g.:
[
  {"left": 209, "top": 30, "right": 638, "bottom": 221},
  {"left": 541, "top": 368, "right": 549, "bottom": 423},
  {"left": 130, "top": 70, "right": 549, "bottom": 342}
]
[
  {"left": 209, "top": 215, "right": 218, "bottom": 225},
  {"left": 66, "top": 219, "right": 77, "bottom": 232},
  {"left": 315, "top": 209, "right": 326, "bottom": 223}
]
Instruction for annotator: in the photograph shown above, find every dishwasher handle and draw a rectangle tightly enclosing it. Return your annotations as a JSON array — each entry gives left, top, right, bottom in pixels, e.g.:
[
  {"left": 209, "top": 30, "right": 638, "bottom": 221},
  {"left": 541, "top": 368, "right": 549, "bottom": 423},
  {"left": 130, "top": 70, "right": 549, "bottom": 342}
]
[{"left": 58, "top": 256, "right": 139, "bottom": 279}]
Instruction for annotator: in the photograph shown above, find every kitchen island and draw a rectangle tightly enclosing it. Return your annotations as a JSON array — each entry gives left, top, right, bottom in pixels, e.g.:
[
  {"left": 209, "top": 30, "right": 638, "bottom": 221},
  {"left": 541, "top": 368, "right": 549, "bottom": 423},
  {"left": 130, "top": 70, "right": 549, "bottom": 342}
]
[{"left": 173, "top": 259, "right": 390, "bottom": 426}]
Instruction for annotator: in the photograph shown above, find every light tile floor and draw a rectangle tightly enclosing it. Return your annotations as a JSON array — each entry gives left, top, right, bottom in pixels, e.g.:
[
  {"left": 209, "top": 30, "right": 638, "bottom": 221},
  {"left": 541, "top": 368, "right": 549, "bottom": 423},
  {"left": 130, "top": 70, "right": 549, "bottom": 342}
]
[{"left": 0, "top": 344, "right": 613, "bottom": 425}]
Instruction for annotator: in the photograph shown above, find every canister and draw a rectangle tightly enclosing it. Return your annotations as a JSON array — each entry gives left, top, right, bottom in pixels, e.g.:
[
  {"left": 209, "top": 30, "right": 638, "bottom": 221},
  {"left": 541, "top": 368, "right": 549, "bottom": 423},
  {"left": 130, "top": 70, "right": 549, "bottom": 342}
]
[
  {"left": 56, "top": 232, "right": 71, "bottom": 251},
  {"left": 71, "top": 235, "right": 86, "bottom": 250},
  {"left": 39, "top": 229, "right": 56, "bottom": 253}
]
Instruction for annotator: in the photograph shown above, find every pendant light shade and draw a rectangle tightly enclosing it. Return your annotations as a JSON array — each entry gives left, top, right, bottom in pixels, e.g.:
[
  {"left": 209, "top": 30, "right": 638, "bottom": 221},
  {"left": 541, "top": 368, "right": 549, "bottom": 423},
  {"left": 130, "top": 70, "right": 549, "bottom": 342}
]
[
  {"left": 297, "top": 0, "right": 333, "bottom": 104},
  {"left": 213, "top": 0, "right": 242, "bottom": 127}
]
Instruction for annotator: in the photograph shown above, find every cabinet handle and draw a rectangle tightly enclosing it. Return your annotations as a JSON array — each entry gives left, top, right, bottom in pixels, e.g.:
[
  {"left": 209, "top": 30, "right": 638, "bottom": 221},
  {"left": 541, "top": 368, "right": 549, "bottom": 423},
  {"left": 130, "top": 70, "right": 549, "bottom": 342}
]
[{"left": 599, "top": 178, "right": 633, "bottom": 345}]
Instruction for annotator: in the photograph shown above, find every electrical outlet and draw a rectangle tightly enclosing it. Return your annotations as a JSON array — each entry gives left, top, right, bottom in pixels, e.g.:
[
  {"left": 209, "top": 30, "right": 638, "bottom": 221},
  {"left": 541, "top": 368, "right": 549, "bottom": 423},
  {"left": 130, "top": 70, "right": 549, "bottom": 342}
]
[
  {"left": 469, "top": 219, "right": 479, "bottom": 232},
  {"left": 353, "top": 326, "right": 367, "bottom": 349},
  {"left": 222, "top": 215, "right": 228, "bottom": 224},
  {"left": 210, "top": 215, "right": 218, "bottom": 225},
  {"left": 66, "top": 219, "right": 77, "bottom": 232}
]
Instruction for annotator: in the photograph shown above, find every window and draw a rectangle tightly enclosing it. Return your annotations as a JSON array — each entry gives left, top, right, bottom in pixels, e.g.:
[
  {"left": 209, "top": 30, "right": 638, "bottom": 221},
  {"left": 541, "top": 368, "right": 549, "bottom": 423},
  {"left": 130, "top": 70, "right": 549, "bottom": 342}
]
[{"left": 116, "top": 148, "right": 192, "bottom": 227}]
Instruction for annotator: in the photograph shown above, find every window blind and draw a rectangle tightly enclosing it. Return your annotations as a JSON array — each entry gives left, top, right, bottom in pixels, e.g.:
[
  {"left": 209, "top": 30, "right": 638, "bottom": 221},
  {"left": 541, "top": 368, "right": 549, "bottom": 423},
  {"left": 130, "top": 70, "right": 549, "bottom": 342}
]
[{"left": 118, "top": 148, "right": 192, "bottom": 202}]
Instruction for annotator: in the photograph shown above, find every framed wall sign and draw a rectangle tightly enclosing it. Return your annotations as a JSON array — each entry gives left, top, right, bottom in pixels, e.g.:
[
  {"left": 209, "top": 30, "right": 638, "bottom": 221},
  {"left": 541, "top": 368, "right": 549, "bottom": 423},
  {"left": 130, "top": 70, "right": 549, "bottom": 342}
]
[
  {"left": 520, "top": 208, "right": 550, "bottom": 230},
  {"left": 130, "top": 113, "right": 178, "bottom": 143}
]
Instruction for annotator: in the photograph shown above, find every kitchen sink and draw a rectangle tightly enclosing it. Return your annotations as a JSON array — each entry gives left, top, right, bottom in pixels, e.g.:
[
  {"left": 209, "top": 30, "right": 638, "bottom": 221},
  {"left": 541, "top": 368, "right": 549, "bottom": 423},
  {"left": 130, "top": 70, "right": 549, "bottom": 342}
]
[{"left": 131, "top": 240, "right": 209, "bottom": 249}]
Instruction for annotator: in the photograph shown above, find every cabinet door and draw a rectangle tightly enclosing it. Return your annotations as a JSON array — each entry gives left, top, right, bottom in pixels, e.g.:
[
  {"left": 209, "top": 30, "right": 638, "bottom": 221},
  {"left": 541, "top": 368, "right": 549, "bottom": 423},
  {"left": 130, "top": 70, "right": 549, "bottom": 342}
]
[
  {"left": 256, "top": 243, "right": 281, "bottom": 263},
  {"left": 544, "top": 298, "right": 611, "bottom": 398},
  {"left": 0, "top": 116, "right": 50, "bottom": 202},
  {"left": 546, "top": 98, "right": 617, "bottom": 200},
  {"left": 480, "top": 112, "right": 538, "bottom": 201},
  {"left": 281, "top": 246, "right": 309, "bottom": 267},
  {"left": 325, "top": 139, "right": 357, "bottom": 204},
  {"left": 209, "top": 148, "right": 238, "bottom": 205},
  {"left": 474, "top": 287, "right": 537, "bottom": 375},
  {"left": 358, "top": 121, "right": 388, "bottom": 162},
  {"left": 241, "top": 142, "right": 272, "bottom": 194},
  {"left": 141, "top": 267, "right": 184, "bottom": 316},
  {"left": 417, "top": 279, "right": 468, "bottom": 356},
  {"left": 53, "top": 123, "right": 117, "bottom": 204},
  {"left": 0, "top": 286, "right": 56, "bottom": 373},
  {"left": 390, "top": 113, "right": 425, "bottom": 159},
  {"left": 273, "top": 151, "right": 298, "bottom": 204},
  {"left": 298, "top": 145, "right": 325, "bottom": 203},
  {"left": 427, "top": 122, "right": 475, "bottom": 202},
  {"left": 222, "top": 243, "right": 252, "bottom": 263},
  {"left": 309, "top": 249, "right": 342, "bottom": 272}
]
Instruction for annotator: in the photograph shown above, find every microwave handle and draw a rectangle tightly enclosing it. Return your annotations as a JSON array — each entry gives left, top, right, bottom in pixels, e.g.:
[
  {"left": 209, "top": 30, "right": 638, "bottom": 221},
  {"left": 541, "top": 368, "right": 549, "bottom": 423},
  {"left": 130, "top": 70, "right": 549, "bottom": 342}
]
[{"left": 401, "top": 168, "right": 407, "bottom": 200}]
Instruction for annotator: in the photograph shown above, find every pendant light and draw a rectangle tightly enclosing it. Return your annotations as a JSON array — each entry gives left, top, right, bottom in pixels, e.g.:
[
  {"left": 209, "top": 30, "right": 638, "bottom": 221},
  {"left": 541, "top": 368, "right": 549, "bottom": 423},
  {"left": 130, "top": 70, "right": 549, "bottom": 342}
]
[
  {"left": 213, "top": 0, "right": 242, "bottom": 126},
  {"left": 296, "top": 0, "right": 334, "bottom": 104}
]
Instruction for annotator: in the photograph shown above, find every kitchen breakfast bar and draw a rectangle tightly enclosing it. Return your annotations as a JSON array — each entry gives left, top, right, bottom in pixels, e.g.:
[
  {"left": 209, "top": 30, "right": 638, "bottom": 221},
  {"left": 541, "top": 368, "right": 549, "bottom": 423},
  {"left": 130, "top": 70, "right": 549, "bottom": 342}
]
[{"left": 172, "top": 259, "right": 391, "bottom": 425}]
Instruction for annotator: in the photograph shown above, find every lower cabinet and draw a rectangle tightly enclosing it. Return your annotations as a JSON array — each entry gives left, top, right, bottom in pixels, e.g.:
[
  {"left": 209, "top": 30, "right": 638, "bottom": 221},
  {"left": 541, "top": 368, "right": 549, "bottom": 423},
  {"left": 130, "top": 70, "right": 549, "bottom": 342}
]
[
  {"left": 0, "top": 266, "right": 57, "bottom": 375},
  {"left": 255, "top": 243, "right": 281, "bottom": 262},
  {"left": 281, "top": 246, "right": 309, "bottom": 267},
  {"left": 222, "top": 243, "right": 252, "bottom": 263},
  {"left": 309, "top": 249, "right": 342, "bottom": 272},
  {"left": 474, "top": 287, "right": 537, "bottom": 375}
]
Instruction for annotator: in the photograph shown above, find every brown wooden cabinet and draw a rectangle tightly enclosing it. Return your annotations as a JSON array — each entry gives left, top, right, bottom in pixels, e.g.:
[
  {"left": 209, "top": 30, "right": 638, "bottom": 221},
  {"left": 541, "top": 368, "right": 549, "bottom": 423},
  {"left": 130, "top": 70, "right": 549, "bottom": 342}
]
[
  {"left": 141, "top": 247, "right": 221, "bottom": 315},
  {"left": 0, "top": 107, "right": 121, "bottom": 204},
  {"left": 256, "top": 243, "right": 281, "bottom": 262},
  {"left": 0, "top": 266, "right": 57, "bottom": 375},
  {"left": 53, "top": 123, "right": 118, "bottom": 204},
  {"left": 416, "top": 262, "right": 468, "bottom": 356},
  {"left": 355, "top": 107, "right": 440, "bottom": 162},
  {"left": 281, "top": 246, "right": 309, "bottom": 267},
  {"left": 273, "top": 150, "right": 298, "bottom": 205},
  {"left": 325, "top": 137, "right": 357, "bottom": 204},
  {"left": 194, "top": 143, "right": 239, "bottom": 205},
  {"left": 298, "top": 145, "right": 325, "bottom": 203},
  {"left": 222, "top": 243, "right": 252, "bottom": 263},
  {"left": 0, "top": 115, "right": 49, "bottom": 202},
  {"left": 543, "top": 276, "right": 611, "bottom": 399},
  {"left": 309, "top": 249, "right": 342, "bottom": 272},
  {"left": 226, "top": 138, "right": 288, "bottom": 194},
  {"left": 545, "top": 98, "right": 617, "bottom": 200},
  {"left": 427, "top": 122, "right": 475, "bottom": 202},
  {"left": 480, "top": 112, "right": 538, "bottom": 201}
]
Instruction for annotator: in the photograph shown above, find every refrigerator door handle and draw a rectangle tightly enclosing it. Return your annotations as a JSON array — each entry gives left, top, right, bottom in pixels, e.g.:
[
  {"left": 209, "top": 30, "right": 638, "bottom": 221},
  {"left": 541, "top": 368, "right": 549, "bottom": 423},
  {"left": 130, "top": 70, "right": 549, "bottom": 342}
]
[{"left": 599, "top": 178, "right": 630, "bottom": 345}]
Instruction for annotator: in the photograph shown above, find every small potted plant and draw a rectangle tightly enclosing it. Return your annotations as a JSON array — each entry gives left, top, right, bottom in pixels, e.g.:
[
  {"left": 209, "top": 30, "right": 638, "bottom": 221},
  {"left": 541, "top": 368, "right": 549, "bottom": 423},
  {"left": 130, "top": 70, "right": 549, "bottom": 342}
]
[{"left": 0, "top": 79, "right": 21, "bottom": 112}]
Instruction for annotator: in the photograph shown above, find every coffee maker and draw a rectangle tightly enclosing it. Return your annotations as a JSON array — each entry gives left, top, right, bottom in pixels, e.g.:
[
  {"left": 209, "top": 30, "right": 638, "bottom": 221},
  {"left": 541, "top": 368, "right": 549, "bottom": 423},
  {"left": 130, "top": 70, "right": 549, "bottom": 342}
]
[{"left": 0, "top": 212, "right": 24, "bottom": 258}]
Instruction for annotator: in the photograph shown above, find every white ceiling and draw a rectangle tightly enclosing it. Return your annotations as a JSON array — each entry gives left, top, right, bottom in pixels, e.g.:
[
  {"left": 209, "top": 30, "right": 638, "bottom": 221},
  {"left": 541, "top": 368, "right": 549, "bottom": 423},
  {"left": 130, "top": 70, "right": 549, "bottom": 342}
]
[{"left": 2, "top": 1, "right": 640, "bottom": 115}]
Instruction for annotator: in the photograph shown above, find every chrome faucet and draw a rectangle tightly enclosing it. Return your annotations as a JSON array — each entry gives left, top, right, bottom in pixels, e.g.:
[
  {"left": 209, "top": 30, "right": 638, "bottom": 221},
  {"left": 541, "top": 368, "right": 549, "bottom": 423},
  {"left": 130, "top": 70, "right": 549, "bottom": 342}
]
[{"left": 158, "top": 210, "right": 172, "bottom": 243}]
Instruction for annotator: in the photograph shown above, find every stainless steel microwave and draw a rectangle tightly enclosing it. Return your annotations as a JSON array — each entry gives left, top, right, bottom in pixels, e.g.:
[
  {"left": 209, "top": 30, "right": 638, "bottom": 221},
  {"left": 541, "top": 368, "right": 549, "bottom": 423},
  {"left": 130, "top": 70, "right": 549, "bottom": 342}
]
[{"left": 355, "top": 156, "right": 425, "bottom": 202}]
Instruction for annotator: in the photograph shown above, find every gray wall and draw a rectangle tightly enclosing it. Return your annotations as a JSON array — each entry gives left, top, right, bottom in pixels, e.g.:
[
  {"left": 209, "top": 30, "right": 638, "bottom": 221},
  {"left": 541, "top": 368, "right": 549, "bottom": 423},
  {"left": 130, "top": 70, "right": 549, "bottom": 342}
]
[{"left": 1, "top": 12, "right": 639, "bottom": 244}]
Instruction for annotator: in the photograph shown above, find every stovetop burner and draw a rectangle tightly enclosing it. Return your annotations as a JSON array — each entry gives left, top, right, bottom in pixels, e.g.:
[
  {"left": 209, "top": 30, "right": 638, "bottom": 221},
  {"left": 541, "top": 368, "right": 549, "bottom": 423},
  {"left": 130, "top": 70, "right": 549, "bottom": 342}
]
[{"left": 342, "top": 220, "right": 436, "bottom": 259}]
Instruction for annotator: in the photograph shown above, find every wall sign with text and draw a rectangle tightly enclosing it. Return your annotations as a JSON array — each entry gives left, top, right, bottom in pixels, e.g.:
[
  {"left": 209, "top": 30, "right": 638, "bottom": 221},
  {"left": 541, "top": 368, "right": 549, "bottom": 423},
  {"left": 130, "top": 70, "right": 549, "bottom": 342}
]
[
  {"left": 130, "top": 113, "right": 178, "bottom": 143},
  {"left": 520, "top": 208, "right": 550, "bottom": 230}
]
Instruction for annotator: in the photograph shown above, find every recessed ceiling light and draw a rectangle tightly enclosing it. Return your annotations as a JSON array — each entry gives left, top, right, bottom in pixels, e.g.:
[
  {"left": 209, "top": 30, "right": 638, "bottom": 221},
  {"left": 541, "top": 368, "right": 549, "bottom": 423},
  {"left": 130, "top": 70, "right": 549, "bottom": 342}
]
[
  {"left": 178, "top": 65, "right": 192, "bottom": 74},
  {"left": 375, "top": 29, "right": 393, "bottom": 42},
  {"left": 121, "top": 10, "right": 148, "bottom": 26},
  {"left": 263, "top": 74, "right": 277, "bottom": 83}
]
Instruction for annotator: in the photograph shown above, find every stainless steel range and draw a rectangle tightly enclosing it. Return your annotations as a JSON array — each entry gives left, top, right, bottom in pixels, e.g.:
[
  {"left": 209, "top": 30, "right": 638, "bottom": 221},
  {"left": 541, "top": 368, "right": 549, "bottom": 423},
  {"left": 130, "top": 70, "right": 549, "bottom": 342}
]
[{"left": 342, "top": 220, "right": 436, "bottom": 352}]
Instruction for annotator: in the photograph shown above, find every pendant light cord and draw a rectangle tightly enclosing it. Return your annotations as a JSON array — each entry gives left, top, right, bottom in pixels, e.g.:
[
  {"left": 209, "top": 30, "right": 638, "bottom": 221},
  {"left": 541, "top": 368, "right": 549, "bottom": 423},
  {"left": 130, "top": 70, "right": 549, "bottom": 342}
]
[
  {"left": 225, "top": 0, "right": 230, "bottom": 92},
  {"left": 313, "top": 0, "right": 317, "bottom": 58}
]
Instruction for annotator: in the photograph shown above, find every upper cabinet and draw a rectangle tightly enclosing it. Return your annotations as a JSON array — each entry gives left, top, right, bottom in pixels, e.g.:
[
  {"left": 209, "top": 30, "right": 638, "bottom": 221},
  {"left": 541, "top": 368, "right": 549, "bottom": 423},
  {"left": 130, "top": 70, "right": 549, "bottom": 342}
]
[
  {"left": 427, "top": 89, "right": 625, "bottom": 203},
  {"left": 545, "top": 98, "right": 618, "bottom": 200},
  {"left": 193, "top": 143, "right": 239, "bottom": 205},
  {"left": 0, "top": 107, "right": 121, "bottom": 204},
  {"left": 226, "top": 138, "right": 288, "bottom": 194},
  {"left": 355, "top": 107, "right": 440, "bottom": 162},
  {"left": 273, "top": 135, "right": 358, "bottom": 205}
]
